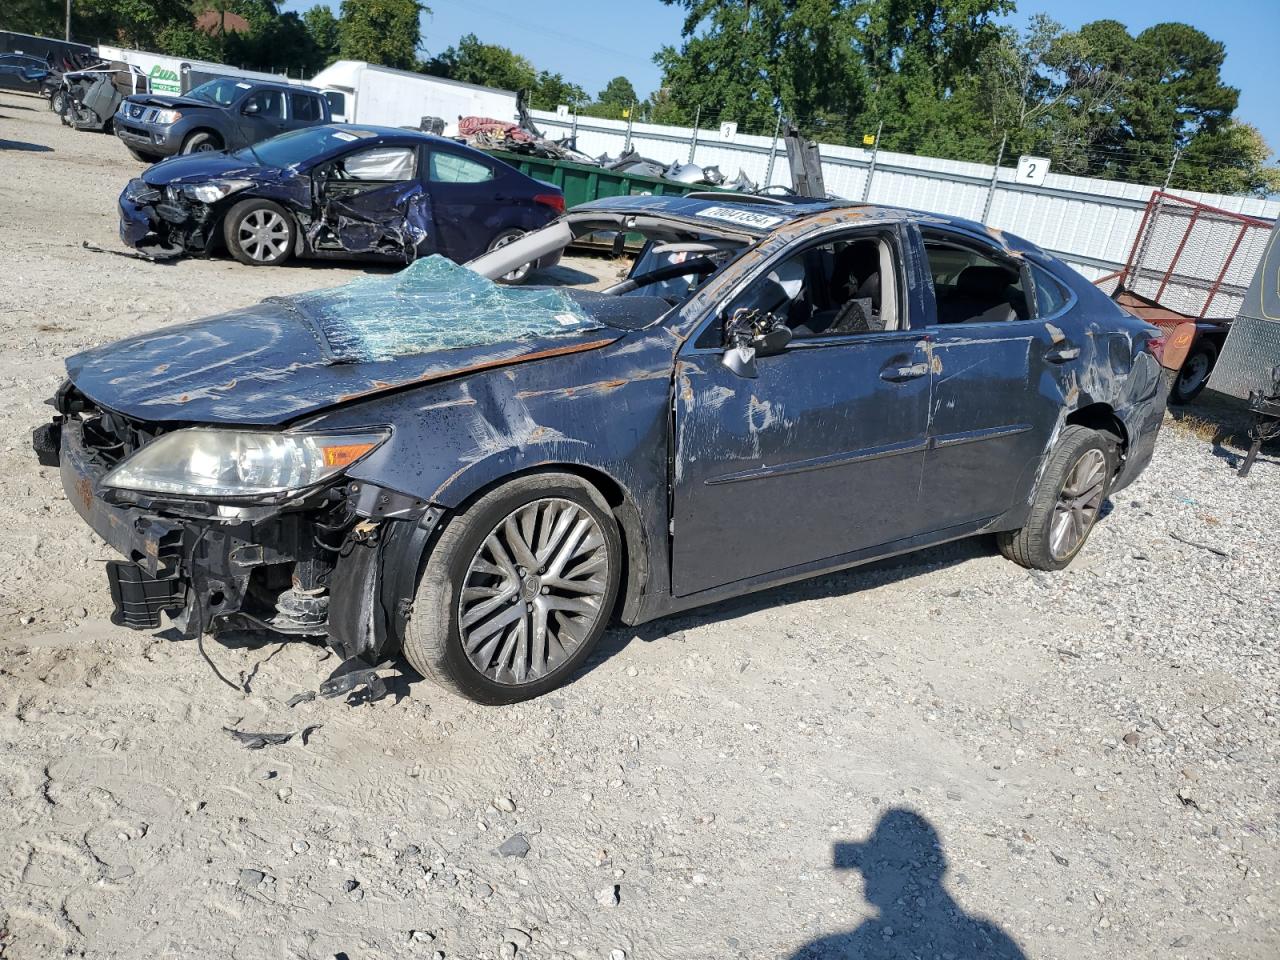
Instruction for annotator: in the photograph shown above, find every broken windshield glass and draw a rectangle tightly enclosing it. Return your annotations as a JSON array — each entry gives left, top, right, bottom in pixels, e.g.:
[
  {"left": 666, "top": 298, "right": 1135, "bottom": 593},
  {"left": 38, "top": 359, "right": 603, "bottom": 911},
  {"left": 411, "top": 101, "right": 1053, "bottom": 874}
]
[{"left": 280, "top": 255, "right": 600, "bottom": 363}]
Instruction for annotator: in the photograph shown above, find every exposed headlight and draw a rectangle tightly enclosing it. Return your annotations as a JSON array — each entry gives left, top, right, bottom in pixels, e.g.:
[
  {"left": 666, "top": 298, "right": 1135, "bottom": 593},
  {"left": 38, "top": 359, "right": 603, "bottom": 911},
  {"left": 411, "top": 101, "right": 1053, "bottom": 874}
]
[
  {"left": 180, "top": 179, "right": 254, "bottom": 203},
  {"left": 102, "top": 428, "right": 390, "bottom": 498},
  {"left": 153, "top": 109, "right": 182, "bottom": 124}
]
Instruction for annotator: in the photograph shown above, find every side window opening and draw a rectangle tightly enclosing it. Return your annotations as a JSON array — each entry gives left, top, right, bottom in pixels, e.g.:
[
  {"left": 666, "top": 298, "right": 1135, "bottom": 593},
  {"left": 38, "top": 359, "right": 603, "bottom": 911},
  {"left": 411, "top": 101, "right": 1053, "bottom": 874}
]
[
  {"left": 924, "top": 234, "right": 1029, "bottom": 324},
  {"left": 336, "top": 146, "right": 417, "bottom": 181},
  {"left": 429, "top": 152, "right": 495, "bottom": 184},
  {"left": 1030, "top": 262, "right": 1070, "bottom": 318},
  {"left": 289, "top": 93, "right": 321, "bottom": 122},
  {"left": 245, "top": 89, "right": 284, "bottom": 120},
  {"left": 719, "top": 232, "right": 900, "bottom": 343}
]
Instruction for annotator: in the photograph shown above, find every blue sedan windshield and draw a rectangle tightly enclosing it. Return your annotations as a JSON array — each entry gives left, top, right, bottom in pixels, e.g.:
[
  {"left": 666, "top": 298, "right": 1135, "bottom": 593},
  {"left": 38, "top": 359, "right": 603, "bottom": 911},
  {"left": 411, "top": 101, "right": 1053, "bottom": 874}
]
[{"left": 235, "top": 126, "right": 378, "bottom": 168}]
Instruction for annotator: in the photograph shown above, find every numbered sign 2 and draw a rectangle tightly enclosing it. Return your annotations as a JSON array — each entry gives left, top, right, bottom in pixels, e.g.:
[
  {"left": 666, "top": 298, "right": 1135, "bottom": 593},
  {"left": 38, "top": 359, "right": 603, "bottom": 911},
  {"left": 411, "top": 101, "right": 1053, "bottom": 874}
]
[{"left": 1016, "top": 155, "right": 1051, "bottom": 186}]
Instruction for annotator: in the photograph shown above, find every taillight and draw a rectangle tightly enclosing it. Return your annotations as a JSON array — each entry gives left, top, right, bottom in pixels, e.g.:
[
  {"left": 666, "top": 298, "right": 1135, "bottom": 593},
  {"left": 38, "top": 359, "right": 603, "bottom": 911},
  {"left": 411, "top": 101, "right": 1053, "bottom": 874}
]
[
  {"left": 534, "top": 192, "right": 565, "bottom": 215},
  {"left": 1143, "top": 334, "right": 1166, "bottom": 364}
]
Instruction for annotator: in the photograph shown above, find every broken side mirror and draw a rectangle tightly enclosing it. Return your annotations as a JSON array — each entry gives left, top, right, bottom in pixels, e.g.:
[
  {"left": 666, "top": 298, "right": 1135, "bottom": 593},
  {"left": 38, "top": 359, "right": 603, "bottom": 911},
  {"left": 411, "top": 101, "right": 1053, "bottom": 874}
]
[{"left": 721, "top": 308, "right": 792, "bottom": 378}]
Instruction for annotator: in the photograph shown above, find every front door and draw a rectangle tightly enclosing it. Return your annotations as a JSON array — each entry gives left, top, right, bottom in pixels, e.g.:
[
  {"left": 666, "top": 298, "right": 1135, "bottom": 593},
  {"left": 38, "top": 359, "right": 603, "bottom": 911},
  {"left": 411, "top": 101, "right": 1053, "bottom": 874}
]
[
  {"left": 314, "top": 144, "right": 436, "bottom": 257},
  {"left": 671, "top": 228, "right": 933, "bottom": 597},
  {"left": 236, "top": 88, "right": 287, "bottom": 146}
]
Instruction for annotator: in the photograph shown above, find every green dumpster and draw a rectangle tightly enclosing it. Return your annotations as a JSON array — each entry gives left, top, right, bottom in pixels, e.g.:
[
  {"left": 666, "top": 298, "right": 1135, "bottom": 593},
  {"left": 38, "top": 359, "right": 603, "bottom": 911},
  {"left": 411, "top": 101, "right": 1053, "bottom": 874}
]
[{"left": 483, "top": 149, "right": 720, "bottom": 208}]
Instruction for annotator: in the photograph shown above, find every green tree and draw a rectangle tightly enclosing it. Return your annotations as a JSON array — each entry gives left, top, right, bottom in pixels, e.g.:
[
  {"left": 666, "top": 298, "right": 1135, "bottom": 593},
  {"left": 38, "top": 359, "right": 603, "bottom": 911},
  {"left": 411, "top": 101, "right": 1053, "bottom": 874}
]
[
  {"left": 338, "top": 0, "right": 426, "bottom": 70},
  {"left": 527, "top": 71, "right": 588, "bottom": 110},
  {"left": 304, "top": 4, "right": 341, "bottom": 65},
  {"left": 1175, "top": 121, "right": 1280, "bottom": 197},
  {"left": 424, "top": 33, "right": 536, "bottom": 93}
]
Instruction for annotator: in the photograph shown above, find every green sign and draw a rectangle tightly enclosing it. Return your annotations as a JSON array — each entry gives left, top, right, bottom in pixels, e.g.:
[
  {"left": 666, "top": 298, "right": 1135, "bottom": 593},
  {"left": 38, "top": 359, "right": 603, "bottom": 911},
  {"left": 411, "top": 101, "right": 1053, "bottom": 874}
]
[{"left": 149, "top": 64, "right": 180, "bottom": 94}]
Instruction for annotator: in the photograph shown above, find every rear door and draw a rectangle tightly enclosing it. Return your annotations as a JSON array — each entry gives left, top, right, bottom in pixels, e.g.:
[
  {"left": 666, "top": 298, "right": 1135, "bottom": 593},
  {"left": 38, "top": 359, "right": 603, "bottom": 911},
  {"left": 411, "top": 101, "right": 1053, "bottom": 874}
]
[
  {"left": 286, "top": 91, "right": 325, "bottom": 132},
  {"left": 313, "top": 142, "right": 436, "bottom": 257},
  {"left": 670, "top": 226, "right": 934, "bottom": 597},
  {"left": 424, "top": 148, "right": 513, "bottom": 262},
  {"left": 914, "top": 227, "right": 1081, "bottom": 528}
]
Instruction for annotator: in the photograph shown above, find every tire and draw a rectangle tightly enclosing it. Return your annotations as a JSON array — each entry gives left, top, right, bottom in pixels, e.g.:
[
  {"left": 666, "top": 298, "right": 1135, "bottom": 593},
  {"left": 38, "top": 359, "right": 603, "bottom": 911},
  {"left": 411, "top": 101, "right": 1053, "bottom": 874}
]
[
  {"left": 50, "top": 89, "right": 65, "bottom": 114},
  {"left": 404, "top": 472, "right": 622, "bottom": 704},
  {"left": 181, "top": 130, "right": 223, "bottom": 154},
  {"left": 223, "top": 199, "right": 296, "bottom": 266},
  {"left": 997, "top": 425, "right": 1113, "bottom": 571},
  {"left": 487, "top": 228, "right": 533, "bottom": 284},
  {"left": 1169, "top": 340, "right": 1217, "bottom": 405},
  {"left": 127, "top": 147, "right": 162, "bottom": 163}
]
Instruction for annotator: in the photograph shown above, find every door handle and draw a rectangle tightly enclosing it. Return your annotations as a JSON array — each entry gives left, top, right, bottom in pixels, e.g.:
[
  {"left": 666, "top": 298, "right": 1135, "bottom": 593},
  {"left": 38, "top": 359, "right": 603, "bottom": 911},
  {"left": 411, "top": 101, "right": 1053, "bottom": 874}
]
[
  {"left": 880, "top": 361, "right": 930, "bottom": 382},
  {"left": 1045, "top": 345, "right": 1081, "bottom": 363}
]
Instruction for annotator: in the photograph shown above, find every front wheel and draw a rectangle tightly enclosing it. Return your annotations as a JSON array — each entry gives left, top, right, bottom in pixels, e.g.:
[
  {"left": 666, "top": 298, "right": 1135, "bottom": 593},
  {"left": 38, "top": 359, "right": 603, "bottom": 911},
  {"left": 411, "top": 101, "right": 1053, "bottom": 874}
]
[
  {"left": 223, "top": 199, "right": 296, "bottom": 266},
  {"left": 50, "top": 89, "right": 66, "bottom": 114},
  {"left": 182, "top": 130, "right": 222, "bottom": 154},
  {"left": 127, "top": 146, "right": 162, "bottom": 163},
  {"left": 997, "top": 425, "right": 1113, "bottom": 571},
  {"left": 487, "top": 229, "right": 533, "bottom": 284},
  {"left": 404, "top": 473, "right": 622, "bottom": 704}
]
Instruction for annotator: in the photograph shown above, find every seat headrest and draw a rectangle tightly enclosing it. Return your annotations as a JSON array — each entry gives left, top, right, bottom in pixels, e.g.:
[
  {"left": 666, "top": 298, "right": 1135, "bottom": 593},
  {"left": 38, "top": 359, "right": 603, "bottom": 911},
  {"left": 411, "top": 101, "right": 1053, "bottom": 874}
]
[{"left": 955, "top": 265, "right": 1018, "bottom": 296}]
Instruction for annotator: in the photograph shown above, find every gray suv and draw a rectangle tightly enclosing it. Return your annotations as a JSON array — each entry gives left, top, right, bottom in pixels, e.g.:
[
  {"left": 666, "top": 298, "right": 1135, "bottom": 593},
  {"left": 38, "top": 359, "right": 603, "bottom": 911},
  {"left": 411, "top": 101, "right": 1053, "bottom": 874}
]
[{"left": 114, "top": 77, "right": 329, "bottom": 162}]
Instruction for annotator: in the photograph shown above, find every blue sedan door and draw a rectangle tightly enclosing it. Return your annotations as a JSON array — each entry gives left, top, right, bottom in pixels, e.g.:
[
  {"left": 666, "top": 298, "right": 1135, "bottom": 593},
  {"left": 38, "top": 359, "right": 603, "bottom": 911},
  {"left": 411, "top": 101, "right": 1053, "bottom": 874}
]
[
  {"left": 670, "top": 228, "right": 933, "bottom": 597},
  {"left": 313, "top": 142, "right": 437, "bottom": 257},
  {"left": 424, "top": 148, "right": 511, "bottom": 262}
]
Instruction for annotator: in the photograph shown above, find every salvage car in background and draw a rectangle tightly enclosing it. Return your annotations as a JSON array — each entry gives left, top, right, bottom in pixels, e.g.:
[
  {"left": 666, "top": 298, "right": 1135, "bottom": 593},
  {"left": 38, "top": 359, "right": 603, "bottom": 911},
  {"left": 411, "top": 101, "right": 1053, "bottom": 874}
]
[
  {"left": 0, "top": 53, "right": 50, "bottom": 91},
  {"left": 118, "top": 124, "right": 565, "bottom": 272},
  {"left": 36, "top": 195, "right": 1177, "bottom": 704},
  {"left": 113, "top": 76, "right": 329, "bottom": 161}
]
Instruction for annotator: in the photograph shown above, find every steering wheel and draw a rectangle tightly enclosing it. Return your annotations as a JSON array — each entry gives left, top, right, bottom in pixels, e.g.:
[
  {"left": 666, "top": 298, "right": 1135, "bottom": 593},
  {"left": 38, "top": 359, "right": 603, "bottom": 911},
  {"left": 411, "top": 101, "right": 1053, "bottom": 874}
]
[{"left": 610, "top": 256, "right": 719, "bottom": 295}]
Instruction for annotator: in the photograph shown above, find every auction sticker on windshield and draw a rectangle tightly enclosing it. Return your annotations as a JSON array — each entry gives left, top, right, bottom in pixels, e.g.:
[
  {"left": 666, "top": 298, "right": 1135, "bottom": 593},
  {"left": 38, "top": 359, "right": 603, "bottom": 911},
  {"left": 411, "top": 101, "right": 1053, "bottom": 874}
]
[{"left": 696, "top": 206, "right": 786, "bottom": 229}]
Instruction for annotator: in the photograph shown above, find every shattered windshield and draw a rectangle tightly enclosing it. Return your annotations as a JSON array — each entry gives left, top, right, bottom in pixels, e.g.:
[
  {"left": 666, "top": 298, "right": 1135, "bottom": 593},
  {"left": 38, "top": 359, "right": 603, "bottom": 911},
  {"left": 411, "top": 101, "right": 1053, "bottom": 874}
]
[{"left": 282, "top": 256, "right": 603, "bottom": 362}]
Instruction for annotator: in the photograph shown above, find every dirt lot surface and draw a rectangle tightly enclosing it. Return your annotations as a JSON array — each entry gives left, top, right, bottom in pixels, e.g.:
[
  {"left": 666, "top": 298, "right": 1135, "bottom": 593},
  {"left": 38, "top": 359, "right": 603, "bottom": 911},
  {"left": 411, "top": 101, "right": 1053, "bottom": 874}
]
[{"left": 2, "top": 90, "right": 1278, "bottom": 960}]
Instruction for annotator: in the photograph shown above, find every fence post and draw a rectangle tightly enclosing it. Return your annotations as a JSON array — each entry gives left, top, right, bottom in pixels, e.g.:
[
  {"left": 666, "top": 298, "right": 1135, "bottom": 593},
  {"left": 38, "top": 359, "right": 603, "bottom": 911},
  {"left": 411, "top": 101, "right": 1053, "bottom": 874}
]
[
  {"left": 764, "top": 109, "right": 782, "bottom": 187},
  {"left": 981, "top": 134, "right": 1007, "bottom": 224},
  {"left": 688, "top": 105, "right": 700, "bottom": 163},
  {"left": 570, "top": 104, "right": 578, "bottom": 144},
  {"left": 624, "top": 101, "right": 634, "bottom": 153},
  {"left": 861, "top": 120, "right": 883, "bottom": 202},
  {"left": 1162, "top": 147, "right": 1182, "bottom": 191}
]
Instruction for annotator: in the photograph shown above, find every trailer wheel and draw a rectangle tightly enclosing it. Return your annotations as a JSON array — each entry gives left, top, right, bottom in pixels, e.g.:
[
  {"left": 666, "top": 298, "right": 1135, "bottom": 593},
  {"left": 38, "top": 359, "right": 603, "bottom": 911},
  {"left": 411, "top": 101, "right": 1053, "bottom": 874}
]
[{"left": 1170, "top": 340, "right": 1217, "bottom": 405}]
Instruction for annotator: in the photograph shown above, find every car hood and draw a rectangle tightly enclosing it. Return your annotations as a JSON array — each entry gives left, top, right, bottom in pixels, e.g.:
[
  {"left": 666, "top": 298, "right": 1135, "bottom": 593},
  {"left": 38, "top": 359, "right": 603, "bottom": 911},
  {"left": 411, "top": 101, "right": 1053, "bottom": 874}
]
[
  {"left": 124, "top": 93, "right": 216, "bottom": 111},
  {"left": 142, "top": 152, "right": 270, "bottom": 186},
  {"left": 65, "top": 258, "right": 633, "bottom": 426}
]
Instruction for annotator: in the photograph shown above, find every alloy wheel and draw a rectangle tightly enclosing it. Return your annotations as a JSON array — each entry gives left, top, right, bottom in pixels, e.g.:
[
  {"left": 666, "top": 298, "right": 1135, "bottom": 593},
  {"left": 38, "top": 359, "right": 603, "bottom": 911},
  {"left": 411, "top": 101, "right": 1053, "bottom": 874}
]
[
  {"left": 238, "top": 209, "right": 290, "bottom": 262},
  {"left": 491, "top": 231, "right": 532, "bottom": 282},
  {"left": 457, "top": 497, "right": 610, "bottom": 685},
  {"left": 1049, "top": 448, "right": 1107, "bottom": 560}
]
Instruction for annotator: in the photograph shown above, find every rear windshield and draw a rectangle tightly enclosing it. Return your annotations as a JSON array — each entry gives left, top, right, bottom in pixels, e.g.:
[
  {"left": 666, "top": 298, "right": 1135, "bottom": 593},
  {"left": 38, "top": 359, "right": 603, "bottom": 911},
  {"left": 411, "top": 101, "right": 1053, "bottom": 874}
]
[{"left": 235, "top": 125, "right": 375, "bottom": 167}]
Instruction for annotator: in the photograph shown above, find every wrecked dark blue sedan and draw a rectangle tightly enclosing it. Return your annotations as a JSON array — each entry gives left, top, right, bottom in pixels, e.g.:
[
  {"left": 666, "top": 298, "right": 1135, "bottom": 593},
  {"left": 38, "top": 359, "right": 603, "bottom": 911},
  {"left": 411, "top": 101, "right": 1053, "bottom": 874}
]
[
  {"left": 37, "top": 195, "right": 1179, "bottom": 704},
  {"left": 118, "top": 124, "right": 564, "bottom": 277}
]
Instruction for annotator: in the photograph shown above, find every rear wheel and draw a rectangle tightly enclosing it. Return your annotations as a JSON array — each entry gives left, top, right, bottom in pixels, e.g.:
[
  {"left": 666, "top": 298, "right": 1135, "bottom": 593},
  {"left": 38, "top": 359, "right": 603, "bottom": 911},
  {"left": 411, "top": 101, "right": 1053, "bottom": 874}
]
[
  {"left": 1169, "top": 340, "right": 1217, "bottom": 405},
  {"left": 487, "top": 229, "right": 533, "bottom": 284},
  {"left": 223, "top": 199, "right": 296, "bottom": 266},
  {"left": 997, "top": 425, "right": 1113, "bottom": 571},
  {"left": 404, "top": 473, "right": 622, "bottom": 704},
  {"left": 50, "top": 89, "right": 66, "bottom": 114},
  {"left": 182, "top": 130, "right": 222, "bottom": 154}
]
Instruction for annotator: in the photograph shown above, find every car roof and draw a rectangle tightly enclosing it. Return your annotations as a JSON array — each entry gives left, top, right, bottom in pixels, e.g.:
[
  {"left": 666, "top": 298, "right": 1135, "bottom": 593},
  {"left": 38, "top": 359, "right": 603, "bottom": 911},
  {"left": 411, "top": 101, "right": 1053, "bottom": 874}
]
[{"left": 573, "top": 193, "right": 1041, "bottom": 254}]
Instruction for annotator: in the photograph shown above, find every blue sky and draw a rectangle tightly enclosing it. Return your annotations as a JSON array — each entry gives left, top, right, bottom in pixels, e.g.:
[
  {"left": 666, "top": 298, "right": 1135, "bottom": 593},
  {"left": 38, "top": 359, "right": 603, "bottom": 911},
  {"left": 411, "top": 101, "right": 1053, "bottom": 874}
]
[{"left": 285, "top": 0, "right": 1278, "bottom": 154}]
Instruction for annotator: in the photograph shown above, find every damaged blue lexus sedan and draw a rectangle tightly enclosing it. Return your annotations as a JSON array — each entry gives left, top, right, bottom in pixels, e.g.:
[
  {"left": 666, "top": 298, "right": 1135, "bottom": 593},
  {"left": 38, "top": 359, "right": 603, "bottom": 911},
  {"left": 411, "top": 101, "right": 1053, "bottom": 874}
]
[
  {"left": 117, "top": 124, "right": 565, "bottom": 277},
  {"left": 35, "top": 195, "right": 1182, "bottom": 703}
]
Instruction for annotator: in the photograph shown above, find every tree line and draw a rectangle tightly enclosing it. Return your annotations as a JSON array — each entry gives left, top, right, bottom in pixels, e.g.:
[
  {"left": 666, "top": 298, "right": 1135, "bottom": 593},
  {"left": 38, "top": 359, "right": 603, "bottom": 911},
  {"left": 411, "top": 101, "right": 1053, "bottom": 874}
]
[{"left": 4, "top": 0, "right": 1275, "bottom": 195}]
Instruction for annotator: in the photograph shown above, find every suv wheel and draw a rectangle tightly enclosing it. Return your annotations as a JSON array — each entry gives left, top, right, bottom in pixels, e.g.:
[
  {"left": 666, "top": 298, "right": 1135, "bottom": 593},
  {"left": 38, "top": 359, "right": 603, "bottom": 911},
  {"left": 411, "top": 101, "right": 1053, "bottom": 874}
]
[
  {"left": 997, "top": 425, "right": 1113, "bottom": 571},
  {"left": 182, "top": 131, "right": 222, "bottom": 154},
  {"left": 223, "top": 199, "right": 296, "bottom": 266},
  {"left": 404, "top": 473, "right": 622, "bottom": 704},
  {"left": 127, "top": 147, "right": 161, "bottom": 163}
]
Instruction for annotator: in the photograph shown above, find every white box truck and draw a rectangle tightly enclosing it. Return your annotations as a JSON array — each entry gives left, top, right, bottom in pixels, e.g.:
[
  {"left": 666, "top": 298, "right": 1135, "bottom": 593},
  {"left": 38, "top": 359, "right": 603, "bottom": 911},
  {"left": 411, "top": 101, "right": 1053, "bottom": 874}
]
[
  {"left": 309, "top": 60, "right": 518, "bottom": 135},
  {"left": 96, "top": 44, "right": 293, "bottom": 95}
]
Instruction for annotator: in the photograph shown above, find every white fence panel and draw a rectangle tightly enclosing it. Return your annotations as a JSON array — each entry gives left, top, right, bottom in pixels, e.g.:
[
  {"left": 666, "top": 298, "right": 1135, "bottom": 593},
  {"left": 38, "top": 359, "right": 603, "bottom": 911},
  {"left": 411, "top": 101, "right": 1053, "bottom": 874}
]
[{"left": 530, "top": 109, "right": 1279, "bottom": 283}]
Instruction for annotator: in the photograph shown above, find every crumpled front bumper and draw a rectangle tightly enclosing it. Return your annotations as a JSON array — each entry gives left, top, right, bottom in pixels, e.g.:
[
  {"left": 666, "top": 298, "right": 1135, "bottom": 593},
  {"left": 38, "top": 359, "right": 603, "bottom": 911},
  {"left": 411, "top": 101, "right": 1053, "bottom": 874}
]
[{"left": 117, "top": 180, "right": 205, "bottom": 259}]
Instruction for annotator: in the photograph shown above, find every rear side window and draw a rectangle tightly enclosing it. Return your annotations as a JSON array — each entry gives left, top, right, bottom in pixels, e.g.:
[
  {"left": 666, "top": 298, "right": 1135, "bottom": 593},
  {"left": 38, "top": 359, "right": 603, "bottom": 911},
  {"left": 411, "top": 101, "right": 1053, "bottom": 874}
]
[
  {"left": 323, "top": 91, "right": 346, "bottom": 117},
  {"left": 924, "top": 236, "right": 1028, "bottom": 324},
  {"left": 429, "top": 152, "right": 494, "bottom": 183},
  {"left": 1030, "top": 263, "right": 1070, "bottom": 317},
  {"left": 290, "top": 93, "right": 322, "bottom": 122}
]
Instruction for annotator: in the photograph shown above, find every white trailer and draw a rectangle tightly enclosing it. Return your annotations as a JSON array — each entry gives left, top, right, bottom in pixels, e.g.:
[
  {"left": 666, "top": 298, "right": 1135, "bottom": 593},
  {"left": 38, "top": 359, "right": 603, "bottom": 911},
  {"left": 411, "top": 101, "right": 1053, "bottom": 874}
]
[
  {"left": 309, "top": 60, "right": 518, "bottom": 135},
  {"left": 96, "top": 44, "right": 292, "bottom": 96}
]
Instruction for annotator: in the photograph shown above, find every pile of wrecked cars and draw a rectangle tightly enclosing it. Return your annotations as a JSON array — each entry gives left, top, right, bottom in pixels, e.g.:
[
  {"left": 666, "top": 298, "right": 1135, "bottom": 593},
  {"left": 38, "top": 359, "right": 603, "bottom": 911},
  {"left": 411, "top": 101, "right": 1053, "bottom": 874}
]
[
  {"left": 35, "top": 194, "right": 1183, "bottom": 704},
  {"left": 117, "top": 124, "right": 566, "bottom": 272}
]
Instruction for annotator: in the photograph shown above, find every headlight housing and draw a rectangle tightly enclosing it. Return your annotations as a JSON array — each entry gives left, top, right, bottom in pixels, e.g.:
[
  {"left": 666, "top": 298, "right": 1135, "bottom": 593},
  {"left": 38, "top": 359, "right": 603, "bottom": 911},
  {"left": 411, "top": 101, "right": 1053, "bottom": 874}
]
[
  {"left": 102, "top": 428, "right": 390, "bottom": 499},
  {"left": 180, "top": 179, "right": 254, "bottom": 203},
  {"left": 153, "top": 109, "right": 182, "bottom": 124}
]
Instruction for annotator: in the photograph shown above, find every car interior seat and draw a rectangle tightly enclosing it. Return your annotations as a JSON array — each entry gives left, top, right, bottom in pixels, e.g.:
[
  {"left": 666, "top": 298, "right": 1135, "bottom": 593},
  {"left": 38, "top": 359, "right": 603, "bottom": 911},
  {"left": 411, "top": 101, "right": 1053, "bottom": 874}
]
[{"left": 938, "top": 265, "right": 1027, "bottom": 324}]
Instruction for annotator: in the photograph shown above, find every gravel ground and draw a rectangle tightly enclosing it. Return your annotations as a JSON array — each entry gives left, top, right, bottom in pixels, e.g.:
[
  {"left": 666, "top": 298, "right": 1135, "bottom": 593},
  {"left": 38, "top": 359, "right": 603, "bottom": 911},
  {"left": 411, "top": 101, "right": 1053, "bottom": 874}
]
[{"left": 1, "top": 90, "right": 1278, "bottom": 960}]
